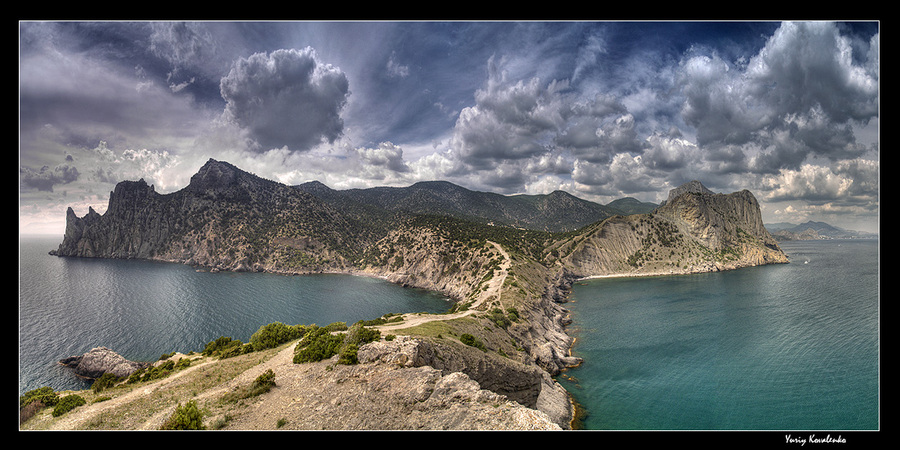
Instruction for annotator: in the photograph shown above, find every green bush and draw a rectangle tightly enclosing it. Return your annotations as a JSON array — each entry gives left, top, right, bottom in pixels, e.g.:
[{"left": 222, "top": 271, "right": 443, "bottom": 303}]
[
  {"left": 357, "top": 313, "right": 404, "bottom": 327},
  {"left": 292, "top": 323, "right": 380, "bottom": 365},
  {"left": 293, "top": 326, "right": 343, "bottom": 363},
  {"left": 221, "top": 369, "right": 277, "bottom": 403},
  {"left": 344, "top": 323, "right": 381, "bottom": 348},
  {"left": 338, "top": 343, "right": 359, "bottom": 365},
  {"left": 324, "top": 321, "right": 348, "bottom": 332},
  {"left": 20, "top": 386, "right": 59, "bottom": 408},
  {"left": 248, "top": 369, "right": 276, "bottom": 397},
  {"left": 460, "top": 333, "right": 487, "bottom": 351},
  {"left": 174, "top": 357, "right": 192, "bottom": 371},
  {"left": 91, "top": 372, "right": 123, "bottom": 393},
  {"left": 52, "top": 394, "right": 86, "bottom": 417},
  {"left": 202, "top": 336, "right": 252, "bottom": 359},
  {"left": 159, "top": 400, "right": 205, "bottom": 430},
  {"left": 250, "top": 322, "right": 305, "bottom": 351}
]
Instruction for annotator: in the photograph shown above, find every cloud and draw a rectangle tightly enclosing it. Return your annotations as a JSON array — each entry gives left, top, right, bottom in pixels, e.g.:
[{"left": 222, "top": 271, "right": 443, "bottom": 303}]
[
  {"left": 386, "top": 52, "right": 410, "bottom": 78},
  {"left": 354, "top": 142, "right": 411, "bottom": 175},
  {"left": 20, "top": 164, "right": 80, "bottom": 192},
  {"left": 219, "top": 47, "right": 350, "bottom": 152},
  {"left": 677, "top": 21, "right": 879, "bottom": 174},
  {"left": 764, "top": 157, "right": 879, "bottom": 205}
]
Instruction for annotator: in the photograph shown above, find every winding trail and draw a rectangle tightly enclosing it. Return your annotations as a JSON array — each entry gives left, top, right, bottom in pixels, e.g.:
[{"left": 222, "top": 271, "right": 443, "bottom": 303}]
[
  {"left": 374, "top": 241, "right": 510, "bottom": 333},
  {"left": 42, "top": 353, "right": 213, "bottom": 430}
]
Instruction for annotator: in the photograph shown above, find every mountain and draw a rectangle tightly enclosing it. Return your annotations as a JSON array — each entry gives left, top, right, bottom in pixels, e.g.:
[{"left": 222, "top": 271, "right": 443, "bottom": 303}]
[
  {"left": 552, "top": 181, "right": 788, "bottom": 277},
  {"left": 296, "top": 180, "right": 625, "bottom": 233},
  {"left": 51, "top": 159, "right": 378, "bottom": 272},
  {"left": 767, "top": 221, "right": 878, "bottom": 241},
  {"left": 606, "top": 196, "right": 659, "bottom": 215},
  {"left": 52, "top": 161, "right": 786, "bottom": 282}
]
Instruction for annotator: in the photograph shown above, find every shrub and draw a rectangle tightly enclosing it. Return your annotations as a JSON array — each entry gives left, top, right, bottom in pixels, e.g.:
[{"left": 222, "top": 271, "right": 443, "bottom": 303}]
[
  {"left": 221, "top": 369, "right": 277, "bottom": 403},
  {"left": 52, "top": 394, "right": 86, "bottom": 417},
  {"left": 202, "top": 336, "right": 251, "bottom": 359},
  {"left": 338, "top": 343, "right": 359, "bottom": 365},
  {"left": 20, "top": 386, "right": 58, "bottom": 408},
  {"left": 174, "top": 357, "right": 192, "bottom": 371},
  {"left": 159, "top": 400, "right": 205, "bottom": 430},
  {"left": 92, "top": 372, "right": 123, "bottom": 393},
  {"left": 356, "top": 314, "right": 403, "bottom": 326},
  {"left": 293, "top": 326, "right": 343, "bottom": 363},
  {"left": 324, "top": 322, "right": 348, "bottom": 332},
  {"left": 250, "top": 322, "right": 305, "bottom": 351},
  {"left": 344, "top": 323, "right": 381, "bottom": 348},
  {"left": 460, "top": 333, "right": 487, "bottom": 351},
  {"left": 248, "top": 369, "right": 276, "bottom": 397},
  {"left": 292, "top": 323, "right": 382, "bottom": 365}
]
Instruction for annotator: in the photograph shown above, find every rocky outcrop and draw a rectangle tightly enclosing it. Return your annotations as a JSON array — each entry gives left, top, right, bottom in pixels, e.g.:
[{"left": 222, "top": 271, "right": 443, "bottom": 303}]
[
  {"left": 556, "top": 181, "right": 788, "bottom": 278},
  {"left": 58, "top": 347, "right": 150, "bottom": 380},
  {"left": 357, "top": 336, "right": 570, "bottom": 429}
]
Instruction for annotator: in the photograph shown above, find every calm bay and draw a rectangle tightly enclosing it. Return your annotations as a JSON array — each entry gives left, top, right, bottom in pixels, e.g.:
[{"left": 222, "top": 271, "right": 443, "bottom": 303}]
[{"left": 558, "top": 239, "right": 879, "bottom": 430}]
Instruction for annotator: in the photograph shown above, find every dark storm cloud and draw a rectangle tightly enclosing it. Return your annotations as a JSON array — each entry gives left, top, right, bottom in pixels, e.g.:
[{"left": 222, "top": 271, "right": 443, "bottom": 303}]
[
  {"left": 20, "top": 164, "right": 80, "bottom": 192},
  {"left": 678, "top": 21, "right": 878, "bottom": 172},
  {"left": 219, "top": 47, "right": 351, "bottom": 152}
]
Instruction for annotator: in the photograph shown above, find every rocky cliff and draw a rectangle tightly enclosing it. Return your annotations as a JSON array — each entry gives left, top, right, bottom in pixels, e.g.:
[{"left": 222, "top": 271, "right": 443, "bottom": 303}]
[{"left": 553, "top": 181, "right": 789, "bottom": 278}]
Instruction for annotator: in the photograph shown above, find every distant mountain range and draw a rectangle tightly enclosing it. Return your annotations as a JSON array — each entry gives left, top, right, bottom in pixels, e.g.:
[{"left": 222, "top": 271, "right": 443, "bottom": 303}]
[
  {"left": 295, "top": 179, "right": 658, "bottom": 233},
  {"left": 766, "top": 221, "right": 878, "bottom": 241}
]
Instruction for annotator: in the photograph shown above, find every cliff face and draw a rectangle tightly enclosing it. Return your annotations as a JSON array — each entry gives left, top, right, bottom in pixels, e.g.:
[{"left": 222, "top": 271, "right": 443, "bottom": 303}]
[
  {"left": 555, "top": 181, "right": 789, "bottom": 278},
  {"left": 52, "top": 159, "right": 371, "bottom": 273}
]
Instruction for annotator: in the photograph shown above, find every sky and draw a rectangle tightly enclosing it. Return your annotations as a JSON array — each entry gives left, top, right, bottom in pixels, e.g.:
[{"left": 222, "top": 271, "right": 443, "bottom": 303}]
[{"left": 19, "top": 20, "right": 880, "bottom": 236}]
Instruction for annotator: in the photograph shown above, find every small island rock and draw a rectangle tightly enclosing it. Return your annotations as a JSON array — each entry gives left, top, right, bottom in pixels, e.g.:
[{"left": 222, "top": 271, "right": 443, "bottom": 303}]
[{"left": 58, "top": 347, "right": 150, "bottom": 380}]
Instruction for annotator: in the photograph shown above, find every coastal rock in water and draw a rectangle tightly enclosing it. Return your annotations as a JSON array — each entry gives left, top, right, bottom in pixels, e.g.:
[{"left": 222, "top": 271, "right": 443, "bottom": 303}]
[{"left": 58, "top": 347, "right": 150, "bottom": 380}]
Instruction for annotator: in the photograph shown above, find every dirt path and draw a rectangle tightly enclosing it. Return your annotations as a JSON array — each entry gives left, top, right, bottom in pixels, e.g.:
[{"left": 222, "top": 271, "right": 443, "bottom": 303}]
[
  {"left": 43, "top": 353, "right": 213, "bottom": 430},
  {"left": 374, "top": 241, "right": 510, "bottom": 333}
]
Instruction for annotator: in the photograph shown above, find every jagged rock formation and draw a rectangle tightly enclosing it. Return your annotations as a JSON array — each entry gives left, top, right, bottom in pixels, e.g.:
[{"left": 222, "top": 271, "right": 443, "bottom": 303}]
[
  {"left": 552, "top": 181, "right": 789, "bottom": 278},
  {"left": 358, "top": 336, "right": 570, "bottom": 427},
  {"left": 48, "top": 162, "right": 788, "bottom": 430},
  {"left": 58, "top": 347, "right": 150, "bottom": 380}
]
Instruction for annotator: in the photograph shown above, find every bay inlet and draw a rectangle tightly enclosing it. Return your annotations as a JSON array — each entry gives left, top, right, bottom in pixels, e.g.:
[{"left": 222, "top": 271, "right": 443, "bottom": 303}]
[{"left": 558, "top": 239, "right": 879, "bottom": 430}]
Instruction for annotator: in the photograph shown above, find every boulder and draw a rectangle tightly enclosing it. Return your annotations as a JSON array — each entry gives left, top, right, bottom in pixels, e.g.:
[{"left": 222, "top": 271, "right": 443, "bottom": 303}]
[{"left": 58, "top": 347, "right": 150, "bottom": 380}]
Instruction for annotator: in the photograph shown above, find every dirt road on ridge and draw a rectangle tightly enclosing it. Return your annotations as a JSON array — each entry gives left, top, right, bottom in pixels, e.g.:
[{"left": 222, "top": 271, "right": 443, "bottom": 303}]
[{"left": 374, "top": 241, "right": 510, "bottom": 333}]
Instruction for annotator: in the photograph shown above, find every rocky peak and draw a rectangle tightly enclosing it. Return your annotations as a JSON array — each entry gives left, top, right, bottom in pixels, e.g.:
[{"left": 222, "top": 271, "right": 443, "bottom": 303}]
[
  {"left": 106, "top": 178, "right": 157, "bottom": 217},
  {"left": 187, "top": 159, "right": 242, "bottom": 192},
  {"left": 665, "top": 180, "right": 714, "bottom": 204}
]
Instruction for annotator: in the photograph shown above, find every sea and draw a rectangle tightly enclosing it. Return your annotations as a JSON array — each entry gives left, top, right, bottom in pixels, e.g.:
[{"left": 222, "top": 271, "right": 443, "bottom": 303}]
[
  {"left": 18, "top": 235, "right": 452, "bottom": 396},
  {"left": 19, "top": 236, "right": 879, "bottom": 432},
  {"left": 558, "top": 239, "right": 880, "bottom": 431}
]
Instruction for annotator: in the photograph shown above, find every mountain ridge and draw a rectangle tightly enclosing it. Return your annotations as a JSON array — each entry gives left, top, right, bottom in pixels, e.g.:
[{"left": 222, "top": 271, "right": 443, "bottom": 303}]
[
  {"left": 295, "top": 176, "right": 640, "bottom": 233},
  {"left": 767, "top": 220, "right": 877, "bottom": 241}
]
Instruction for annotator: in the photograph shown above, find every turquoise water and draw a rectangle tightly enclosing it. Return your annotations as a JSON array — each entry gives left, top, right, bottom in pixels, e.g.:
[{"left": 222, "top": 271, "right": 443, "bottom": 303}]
[
  {"left": 19, "top": 236, "right": 452, "bottom": 395},
  {"left": 559, "top": 239, "right": 879, "bottom": 430}
]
